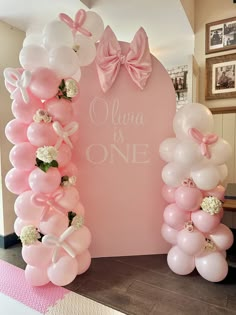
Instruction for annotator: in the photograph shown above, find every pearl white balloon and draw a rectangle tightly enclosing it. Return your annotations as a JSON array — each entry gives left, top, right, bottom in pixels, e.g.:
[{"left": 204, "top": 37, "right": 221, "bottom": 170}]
[
  {"left": 72, "top": 67, "right": 82, "bottom": 82},
  {"left": 23, "top": 34, "right": 43, "bottom": 47},
  {"left": 74, "top": 35, "right": 96, "bottom": 66},
  {"left": 43, "top": 20, "right": 74, "bottom": 50},
  {"left": 173, "top": 103, "right": 214, "bottom": 140},
  {"left": 49, "top": 46, "right": 80, "bottom": 77},
  {"left": 162, "top": 162, "right": 190, "bottom": 187},
  {"left": 209, "top": 138, "right": 232, "bottom": 165},
  {"left": 19, "top": 45, "right": 49, "bottom": 70},
  {"left": 217, "top": 164, "right": 228, "bottom": 182},
  {"left": 174, "top": 140, "right": 203, "bottom": 167},
  {"left": 191, "top": 162, "right": 220, "bottom": 190},
  {"left": 159, "top": 138, "right": 179, "bottom": 162},
  {"left": 82, "top": 11, "right": 104, "bottom": 42}
]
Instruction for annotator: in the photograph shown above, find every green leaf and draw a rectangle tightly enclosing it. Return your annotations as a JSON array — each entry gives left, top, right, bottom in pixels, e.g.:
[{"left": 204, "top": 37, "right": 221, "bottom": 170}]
[
  {"left": 68, "top": 211, "right": 77, "bottom": 226},
  {"left": 50, "top": 160, "right": 58, "bottom": 168}
]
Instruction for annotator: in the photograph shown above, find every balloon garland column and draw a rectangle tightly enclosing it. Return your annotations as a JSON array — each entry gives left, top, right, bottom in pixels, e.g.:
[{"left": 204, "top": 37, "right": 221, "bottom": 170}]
[
  {"left": 3, "top": 9, "right": 104, "bottom": 286},
  {"left": 160, "top": 103, "right": 234, "bottom": 282}
]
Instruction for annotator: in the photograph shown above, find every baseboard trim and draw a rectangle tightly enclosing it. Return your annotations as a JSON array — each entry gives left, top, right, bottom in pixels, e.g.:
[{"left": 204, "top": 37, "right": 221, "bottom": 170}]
[{"left": 0, "top": 233, "right": 20, "bottom": 249}]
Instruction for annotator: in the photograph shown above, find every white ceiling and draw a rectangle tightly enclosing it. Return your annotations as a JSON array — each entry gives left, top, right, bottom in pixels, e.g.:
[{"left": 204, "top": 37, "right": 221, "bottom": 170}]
[{"left": 0, "top": 0, "right": 194, "bottom": 68}]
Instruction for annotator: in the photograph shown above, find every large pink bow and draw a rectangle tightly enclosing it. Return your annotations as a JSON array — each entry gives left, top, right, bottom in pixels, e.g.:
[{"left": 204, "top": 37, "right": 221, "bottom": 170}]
[
  {"left": 189, "top": 128, "right": 218, "bottom": 159},
  {"left": 96, "top": 26, "right": 152, "bottom": 93}
]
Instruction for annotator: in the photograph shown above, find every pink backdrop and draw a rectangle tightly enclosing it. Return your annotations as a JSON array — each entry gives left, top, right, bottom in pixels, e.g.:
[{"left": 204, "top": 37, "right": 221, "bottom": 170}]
[{"left": 73, "top": 42, "right": 176, "bottom": 257}]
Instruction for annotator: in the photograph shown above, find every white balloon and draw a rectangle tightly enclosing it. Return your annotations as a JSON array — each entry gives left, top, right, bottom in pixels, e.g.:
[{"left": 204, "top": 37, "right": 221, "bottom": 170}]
[
  {"left": 173, "top": 103, "right": 214, "bottom": 140},
  {"left": 191, "top": 162, "right": 220, "bottom": 190},
  {"left": 72, "top": 67, "right": 82, "bottom": 82},
  {"left": 82, "top": 11, "right": 104, "bottom": 42},
  {"left": 19, "top": 45, "right": 49, "bottom": 70},
  {"left": 74, "top": 35, "right": 96, "bottom": 66},
  {"left": 49, "top": 46, "right": 80, "bottom": 77},
  {"left": 43, "top": 20, "right": 74, "bottom": 49},
  {"left": 217, "top": 164, "right": 228, "bottom": 182},
  {"left": 174, "top": 140, "right": 203, "bottom": 167},
  {"left": 162, "top": 162, "right": 190, "bottom": 187},
  {"left": 23, "top": 34, "right": 43, "bottom": 47},
  {"left": 159, "top": 138, "right": 179, "bottom": 162},
  {"left": 209, "top": 138, "right": 232, "bottom": 165}
]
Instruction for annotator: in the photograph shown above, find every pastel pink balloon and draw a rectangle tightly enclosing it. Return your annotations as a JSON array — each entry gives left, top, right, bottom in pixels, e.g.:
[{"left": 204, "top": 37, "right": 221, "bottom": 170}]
[
  {"left": 11, "top": 94, "right": 43, "bottom": 123},
  {"left": 14, "top": 190, "right": 43, "bottom": 221},
  {"left": 74, "top": 202, "right": 85, "bottom": 216},
  {"left": 45, "top": 98, "right": 73, "bottom": 125},
  {"left": 27, "top": 122, "right": 57, "bottom": 147},
  {"left": 177, "top": 229, "right": 205, "bottom": 256},
  {"left": 209, "top": 223, "right": 234, "bottom": 251},
  {"left": 55, "top": 186, "right": 80, "bottom": 210},
  {"left": 25, "top": 264, "right": 50, "bottom": 286},
  {"left": 191, "top": 210, "right": 221, "bottom": 233},
  {"left": 39, "top": 212, "right": 69, "bottom": 236},
  {"left": 47, "top": 256, "right": 78, "bottom": 286},
  {"left": 167, "top": 245, "right": 195, "bottom": 275},
  {"left": 57, "top": 144, "right": 72, "bottom": 167},
  {"left": 5, "top": 168, "right": 30, "bottom": 195},
  {"left": 203, "top": 185, "right": 225, "bottom": 201},
  {"left": 76, "top": 250, "right": 91, "bottom": 275},
  {"left": 60, "top": 162, "right": 79, "bottom": 178},
  {"left": 70, "top": 128, "right": 79, "bottom": 145},
  {"left": 5, "top": 119, "right": 28, "bottom": 144},
  {"left": 29, "top": 67, "right": 60, "bottom": 100},
  {"left": 161, "top": 185, "right": 176, "bottom": 203},
  {"left": 175, "top": 186, "right": 203, "bottom": 212},
  {"left": 9, "top": 142, "right": 37, "bottom": 171},
  {"left": 14, "top": 217, "right": 39, "bottom": 236},
  {"left": 195, "top": 251, "right": 228, "bottom": 282},
  {"left": 161, "top": 223, "right": 178, "bottom": 245},
  {"left": 29, "top": 167, "right": 61, "bottom": 194},
  {"left": 22, "top": 241, "right": 53, "bottom": 268},
  {"left": 67, "top": 226, "right": 92, "bottom": 255},
  {"left": 163, "top": 203, "right": 191, "bottom": 230}
]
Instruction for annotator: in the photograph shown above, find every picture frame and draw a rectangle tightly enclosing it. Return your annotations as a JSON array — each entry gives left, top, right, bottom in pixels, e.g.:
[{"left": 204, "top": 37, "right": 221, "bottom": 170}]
[
  {"left": 205, "top": 53, "right": 236, "bottom": 100},
  {"left": 205, "top": 16, "right": 236, "bottom": 54}
]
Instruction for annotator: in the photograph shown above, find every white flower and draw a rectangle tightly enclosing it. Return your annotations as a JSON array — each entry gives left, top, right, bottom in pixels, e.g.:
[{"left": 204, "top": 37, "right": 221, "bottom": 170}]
[
  {"left": 65, "top": 79, "right": 79, "bottom": 98},
  {"left": 36, "top": 146, "right": 58, "bottom": 163},
  {"left": 201, "top": 196, "right": 222, "bottom": 215},
  {"left": 69, "top": 176, "right": 77, "bottom": 186},
  {"left": 20, "top": 225, "right": 40, "bottom": 246},
  {"left": 71, "top": 215, "right": 84, "bottom": 230},
  {"left": 61, "top": 175, "right": 77, "bottom": 187},
  {"left": 33, "top": 109, "right": 52, "bottom": 123}
]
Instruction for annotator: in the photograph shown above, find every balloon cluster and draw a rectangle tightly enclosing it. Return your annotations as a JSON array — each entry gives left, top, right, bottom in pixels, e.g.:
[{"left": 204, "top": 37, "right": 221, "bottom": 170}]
[
  {"left": 3, "top": 9, "right": 104, "bottom": 286},
  {"left": 159, "top": 103, "right": 234, "bottom": 282}
]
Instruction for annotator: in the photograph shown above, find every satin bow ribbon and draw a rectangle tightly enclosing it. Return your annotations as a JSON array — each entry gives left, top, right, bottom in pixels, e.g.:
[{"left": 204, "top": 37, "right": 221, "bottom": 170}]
[
  {"left": 59, "top": 9, "right": 92, "bottom": 37},
  {"left": 53, "top": 121, "right": 79, "bottom": 149},
  {"left": 31, "top": 191, "right": 67, "bottom": 220},
  {"left": 42, "top": 226, "right": 76, "bottom": 263},
  {"left": 96, "top": 26, "right": 152, "bottom": 93},
  {"left": 4, "top": 68, "right": 31, "bottom": 103},
  {"left": 189, "top": 128, "right": 218, "bottom": 159}
]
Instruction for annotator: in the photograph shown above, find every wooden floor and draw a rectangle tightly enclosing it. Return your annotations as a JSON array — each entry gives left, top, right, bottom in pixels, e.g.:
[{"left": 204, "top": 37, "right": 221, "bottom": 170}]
[{"left": 0, "top": 245, "right": 236, "bottom": 315}]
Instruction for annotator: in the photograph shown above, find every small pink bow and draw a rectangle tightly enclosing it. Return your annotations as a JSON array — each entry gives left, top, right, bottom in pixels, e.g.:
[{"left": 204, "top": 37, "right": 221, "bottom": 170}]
[
  {"left": 189, "top": 128, "right": 218, "bottom": 159},
  {"left": 96, "top": 26, "right": 152, "bottom": 93},
  {"left": 59, "top": 9, "right": 92, "bottom": 37}
]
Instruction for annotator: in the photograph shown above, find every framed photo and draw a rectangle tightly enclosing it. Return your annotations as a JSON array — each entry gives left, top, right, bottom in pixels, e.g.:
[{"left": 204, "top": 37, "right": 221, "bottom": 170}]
[
  {"left": 205, "top": 53, "right": 236, "bottom": 100},
  {"left": 205, "top": 17, "right": 236, "bottom": 54}
]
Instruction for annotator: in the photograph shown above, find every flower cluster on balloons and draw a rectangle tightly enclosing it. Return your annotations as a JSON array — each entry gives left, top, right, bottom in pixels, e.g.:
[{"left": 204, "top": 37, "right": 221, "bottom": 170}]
[
  {"left": 159, "top": 103, "right": 233, "bottom": 282},
  {"left": 4, "top": 9, "right": 104, "bottom": 287}
]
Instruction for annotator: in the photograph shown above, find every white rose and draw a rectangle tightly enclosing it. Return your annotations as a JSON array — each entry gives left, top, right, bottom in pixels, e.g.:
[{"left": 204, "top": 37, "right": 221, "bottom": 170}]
[
  {"left": 65, "top": 79, "right": 79, "bottom": 98},
  {"left": 36, "top": 146, "right": 58, "bottom": 163}
]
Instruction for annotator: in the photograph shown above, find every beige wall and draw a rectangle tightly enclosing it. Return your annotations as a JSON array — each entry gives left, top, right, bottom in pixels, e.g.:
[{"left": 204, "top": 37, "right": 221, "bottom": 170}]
[
  {"left": 180, "top": 0, "right": 195, "bottom": 32},
  {"left": 0, "top": 21, "right": 25, "bottom": 235},
  {"left": 195, "top": 0, "right": 236, "bottom": 108}
]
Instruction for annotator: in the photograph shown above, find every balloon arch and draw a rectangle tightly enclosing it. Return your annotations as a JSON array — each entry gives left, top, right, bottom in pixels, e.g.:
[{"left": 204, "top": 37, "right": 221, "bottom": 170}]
[{"left": 3, "top": 9, "right": 233, "bottom": 286}]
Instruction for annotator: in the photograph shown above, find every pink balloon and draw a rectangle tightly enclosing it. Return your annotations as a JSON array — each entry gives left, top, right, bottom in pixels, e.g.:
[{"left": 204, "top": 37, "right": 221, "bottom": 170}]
[
  {"left": 175, "top": 186, "right": 203, "bottom": 212},
  {"left": 161, "top": 223, "right": 178, "bottom": 245},
  {"left": 14, "top": 217, "right": 39, "bottom": 236},
  {"left": 5, "top": 168, "right": 30, "bottom": 195},
  {"left": 74, "top": 202, "right": 85, "bottom": 216},
  {"left": 209, "top": 223, "right": 234, "bottom": 251},
  {"left": 14, "top": 190, "right": 43, "bottom": 221},
  {"left": 47, "top": 256, "right": 78, "bottom": 286},
  {"left": 5, "top": 119, "right": 28, "bottom": 144},
  {"left": 39, "top": 212, "right": 69, "bottom": 236},
  {"left": 55, "top": 186, "right": 80, "bottom": 210},
  {"left": 167, "top": 245, "right": 195, "bottom": 275},
  {"left": 76, "top": 250, "right": 91, "bottom": 275},
  {"left": 161, "top": 185, "right": 176, "bottom": 203},
  {"left": 163, "top": 203, "right": 191, "bottom": 230},
  {"left": 10, "top": 142, "right": 37, "bottom": 171},
  {"left": 27, "top": 122, "right": 57, "bottom": 147},
  {"left": 29, "top": 67, "right": 60, "bottom": 100},
  {"left": 203, "top": 185, "right": 225, "bottom": 201},
  {"left": 57, "top": 144, "right": 72, "bottom": 167},
  {"left": 195, "top": 251, "right": 228, "bottom": 282},
  {"left": 177, "top": 228, "right": 205, "bottom": 256},
  {"left": 67, "top": 226, "right": 92, "bottom": 255},
  {"left": 12, "top": 94, "right": 43, "bottom": 123},
  {"left": 29, "top": 167, "right": 61, "bottom": 194},
  {"left": 45, "top": 98, "right": 73, "bottom": 125},
  {"left": 25, "top": 264, "right": 50, "bottom": 286},
  {"left": 22, "top": 241, "right": 53, "bottom": 268},
  {"left": 191, "top": 210, "right": 221, "bottom": 233},
  {"left": 60, "top": 162, "right": 79, "bottom": 178}
]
